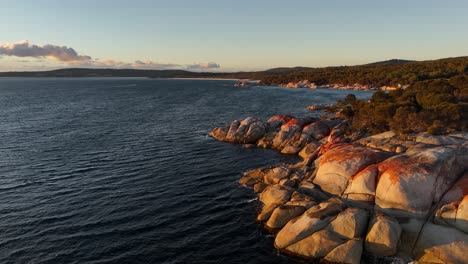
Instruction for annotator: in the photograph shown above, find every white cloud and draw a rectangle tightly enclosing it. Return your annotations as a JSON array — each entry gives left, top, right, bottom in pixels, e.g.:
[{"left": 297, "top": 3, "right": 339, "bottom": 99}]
[{"left": 0, "top": 40, "right": 92, "bottom": 62}]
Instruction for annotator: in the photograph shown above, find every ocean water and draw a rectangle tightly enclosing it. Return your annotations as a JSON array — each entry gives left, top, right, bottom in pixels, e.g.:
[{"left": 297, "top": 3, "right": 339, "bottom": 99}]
[{"left": 0, "top": 78, "right": 372, "bottom": 264}]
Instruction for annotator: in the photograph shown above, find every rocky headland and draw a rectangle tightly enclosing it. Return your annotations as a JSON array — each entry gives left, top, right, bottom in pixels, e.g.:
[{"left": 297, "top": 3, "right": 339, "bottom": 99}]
[{"left": 210, "top": 115, "right": 467, "bottom": 264}]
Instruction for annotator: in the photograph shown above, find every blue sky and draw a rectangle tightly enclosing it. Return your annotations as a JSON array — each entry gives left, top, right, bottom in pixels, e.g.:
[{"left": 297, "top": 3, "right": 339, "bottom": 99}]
[{"left": 1, "top": 0, "right": 467, "bottom": 71}]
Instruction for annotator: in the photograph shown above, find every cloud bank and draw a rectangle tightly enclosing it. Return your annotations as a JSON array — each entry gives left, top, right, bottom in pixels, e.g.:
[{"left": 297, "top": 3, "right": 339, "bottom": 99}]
[
  {"left": 0, "top": 40, "right": 221, "bottom": 71},
  {"left": 186, "top": 62, "right": 221, "bottom": 70},
  {"left": 0, "top": 40, "right": 92, "bottom": 62}
]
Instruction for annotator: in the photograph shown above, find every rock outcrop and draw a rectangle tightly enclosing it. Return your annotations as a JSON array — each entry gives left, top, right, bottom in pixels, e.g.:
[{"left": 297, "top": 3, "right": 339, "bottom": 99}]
[{"left": 210, "top": 115, "right": 468, "bottom": 263}]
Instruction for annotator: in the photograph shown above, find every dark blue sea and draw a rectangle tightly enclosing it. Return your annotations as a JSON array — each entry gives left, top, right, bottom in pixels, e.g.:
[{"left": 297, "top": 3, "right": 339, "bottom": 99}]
[{"left": 0, "top": 78, "right": 372, "bottom": 264}]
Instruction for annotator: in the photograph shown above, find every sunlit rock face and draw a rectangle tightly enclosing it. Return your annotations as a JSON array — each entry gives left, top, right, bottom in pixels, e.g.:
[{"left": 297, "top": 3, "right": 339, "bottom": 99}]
[{"left": 211, "top": 115, "right": 468, "bottom": 263}]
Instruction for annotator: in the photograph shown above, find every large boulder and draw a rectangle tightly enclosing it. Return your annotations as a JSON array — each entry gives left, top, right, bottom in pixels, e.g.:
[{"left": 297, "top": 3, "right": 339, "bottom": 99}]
[
  {"left": 285, "top": 228, "right": 346, "bottom": 259},
  {"left": 302, "top": 120, "right": 330, "bottom": 140},
  {"left": 272, "top": 118, "right": 305, "bottom": 149},
  {"left": 263, "top": 166, "right": 291, "bottom": 185},
  {"left": 328, "top": 207, "right": 368, "bottom": 239},
  {"left": 266, "top": 205, "right": 306, "bottom": 229},
  {"left": 275, "top": 199, "right": 344, "bottom": 249},
  {"left": 375, "top": 146, "right": 463, "bottom": 218},
  {"left": 298, "top": 140, "right": 321, "bottom": 159},
  {"left": 266, "top": 115, "right": 294, "bottom": 130},
  {"left": 342, "top": 165, "right": 378, "bottom": 208},
  {"left": 257, "top": 203, "right": 280, "bottom": 222},
  {"left": 259, "top": 184, "right": 292, "bottom": 205},
  {"left": 297, "top": 180, "right": 329, "bottom": 201},
  {"left": 364, "top": 212, "right": 401, "bottom": 256},
  {"left": 434, "top": 171, "right": 468, "bottom": 233},
  {"left": 414, "top": 222, "right": 468, "bottom": 264},
  {"left": 323, "top": 239, "right": 363, "bottom": 264},
  {"left": 257, "top": 131, "right": 277, "bottom": 148},
  {"left": 281, "top": 145, "right": 302, "bottom": 155},
  {"left": 224, "top": 117, "right": 267, "bottom": 143},
  {"left": 313, "top": 144, "right": 390, "bottom": 196}
]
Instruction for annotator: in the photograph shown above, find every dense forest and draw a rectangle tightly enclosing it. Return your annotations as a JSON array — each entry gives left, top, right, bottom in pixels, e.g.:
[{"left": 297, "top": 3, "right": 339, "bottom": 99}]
[{"left": 334, "top": 75, "right": 468, "bottom": 136}]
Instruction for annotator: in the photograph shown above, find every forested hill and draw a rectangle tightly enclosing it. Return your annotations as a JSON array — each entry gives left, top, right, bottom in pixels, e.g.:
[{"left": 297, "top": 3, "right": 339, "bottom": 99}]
[
  {"left": 1, "top": 56, "right": 467, "bottom": 87},
  {"left": 253, "top": 56, "right": 468, "bottom": 86}
]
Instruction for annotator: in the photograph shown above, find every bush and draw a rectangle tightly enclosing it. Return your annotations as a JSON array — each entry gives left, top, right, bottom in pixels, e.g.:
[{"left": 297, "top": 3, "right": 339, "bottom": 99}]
[{"left": 341, "top": 76, "right": 467, "bottom": 136}]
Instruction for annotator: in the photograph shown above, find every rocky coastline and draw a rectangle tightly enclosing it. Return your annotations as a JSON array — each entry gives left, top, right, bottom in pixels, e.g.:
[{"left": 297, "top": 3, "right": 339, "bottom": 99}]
[
  {"left": 209, "top": 115, "right": 467, "bottom": 264},
  {"left": 274, "top": 80, "right": 409, "bottom": 91}
]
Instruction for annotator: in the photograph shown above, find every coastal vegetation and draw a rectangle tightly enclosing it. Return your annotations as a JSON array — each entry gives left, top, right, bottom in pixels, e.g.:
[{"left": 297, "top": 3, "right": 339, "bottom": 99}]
[{"left": 333, "top": 75, "right": 468, "bottom": 136}]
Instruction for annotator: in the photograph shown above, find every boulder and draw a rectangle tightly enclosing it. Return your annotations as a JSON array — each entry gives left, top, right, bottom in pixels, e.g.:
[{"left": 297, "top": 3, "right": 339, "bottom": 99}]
[
  {"left": 244, "top": 167, "right": 268, "bottom": 179},
  {"left": 263, "top": 166, "right": 291, "bottom": 185},
  {"left": 272, "top": 118, "right": 305, "bottom": 149},
  {"left": 239, "top": 176, "right": 258, "bottom": 186},
  {"left": 313, "top": 144, "right": 390, "bottom": 196},
  {"left": 342, "top": 165, "right": 378, "bottom": 208},
  {"left": 323, "top": 239, "right": 363, "bottom": 264},
  {"left": 222, "top": 117, "right": 267, "bottom": 143},
  {"left": 259, "top": 184, "right": 292, "bottom": 205},
  {"left": 416, "top": 132, "right": 466, "bottom": 146},
  {"left": 434, "top": 171, "right": 468, "bottom": 233},
  {"left": 375, "top": 146, "right": 463, "bottom": 218},
  {"left": 418, "top": 243, "right": 468, "bottom": 264},
  {"left": 279, "top": 178, "right": 296, "bottom": 188},
  {"left": 253, "top": 182, "right": 267, "bottom": 193},
  {"left": 266, "top": 115, "right": 294, "bottom": 131},
  {"left": 281, "top": 145, "right": 302, "bottom": 155},
  {"left": 209, "top": 127, "right": 227, "bottom": 141},
  {"left": 266, "top": 205, "right": 306, "bottom": 229},
  {"left": 297, "top": 180, "right": 329, "bottom": 201},
  {"left": 275, "top": 199, "right": 344, "bottom": 249},
  {"left": 285, "top": 228, "right": 346, "bottom": 259},
  {"left": 257, "top": 131, "right": 277, "bottom": 148},
  {"left": 257, "top": 203, "right": 280, "bottom": 222},
  {"left": 364, "top": 212, "right": 401, "bottom": 256},
  {"left": 414, "top": 222, "right": 468, "bottom": 264},
  {"left": 298, "top": 140, "right": 321, "bottom": 159},
  {"left": 225, "top": 120, "right": 241, "bottom": 142},
  {"left": 328, "top": 207, "right": 368, "bottom": 239},
  {"left": 302, "top": 121, "right": 330, "bottom": 140}
]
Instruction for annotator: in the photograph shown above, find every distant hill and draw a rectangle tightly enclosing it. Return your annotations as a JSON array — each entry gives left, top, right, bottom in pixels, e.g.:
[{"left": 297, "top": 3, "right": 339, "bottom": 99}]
[
  {"left": 0, "top": 68, "right": 225, "bottom": 78},
  {"left": 1, "top": 56, "right": 467, "bottom": 87},
  {"left": 263, "top": 66, "right": 313, "bottom": 74},
  {"left": 365, "top": 59, "right": 415, "bottom": 66}
]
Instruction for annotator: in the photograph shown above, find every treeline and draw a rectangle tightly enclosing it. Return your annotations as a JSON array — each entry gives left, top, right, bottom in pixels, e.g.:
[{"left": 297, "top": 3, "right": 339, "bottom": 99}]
[
  {"left": 257, "top": 57, "right": 468, "bottom": 87},
  {"left": 335, "top": 75, "right": 468, "bottom": 136}
]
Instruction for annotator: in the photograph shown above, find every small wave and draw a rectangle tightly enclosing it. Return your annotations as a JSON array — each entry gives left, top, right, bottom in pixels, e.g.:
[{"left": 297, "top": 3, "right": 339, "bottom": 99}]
[{"left": 245, "top": 197, "right": 258, "bottom": 203}]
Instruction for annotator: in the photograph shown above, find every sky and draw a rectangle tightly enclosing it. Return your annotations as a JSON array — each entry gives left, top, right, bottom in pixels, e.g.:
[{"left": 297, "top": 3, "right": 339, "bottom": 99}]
[{"left": 1, "top": 0, "right": 467, "bottom": 72}]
